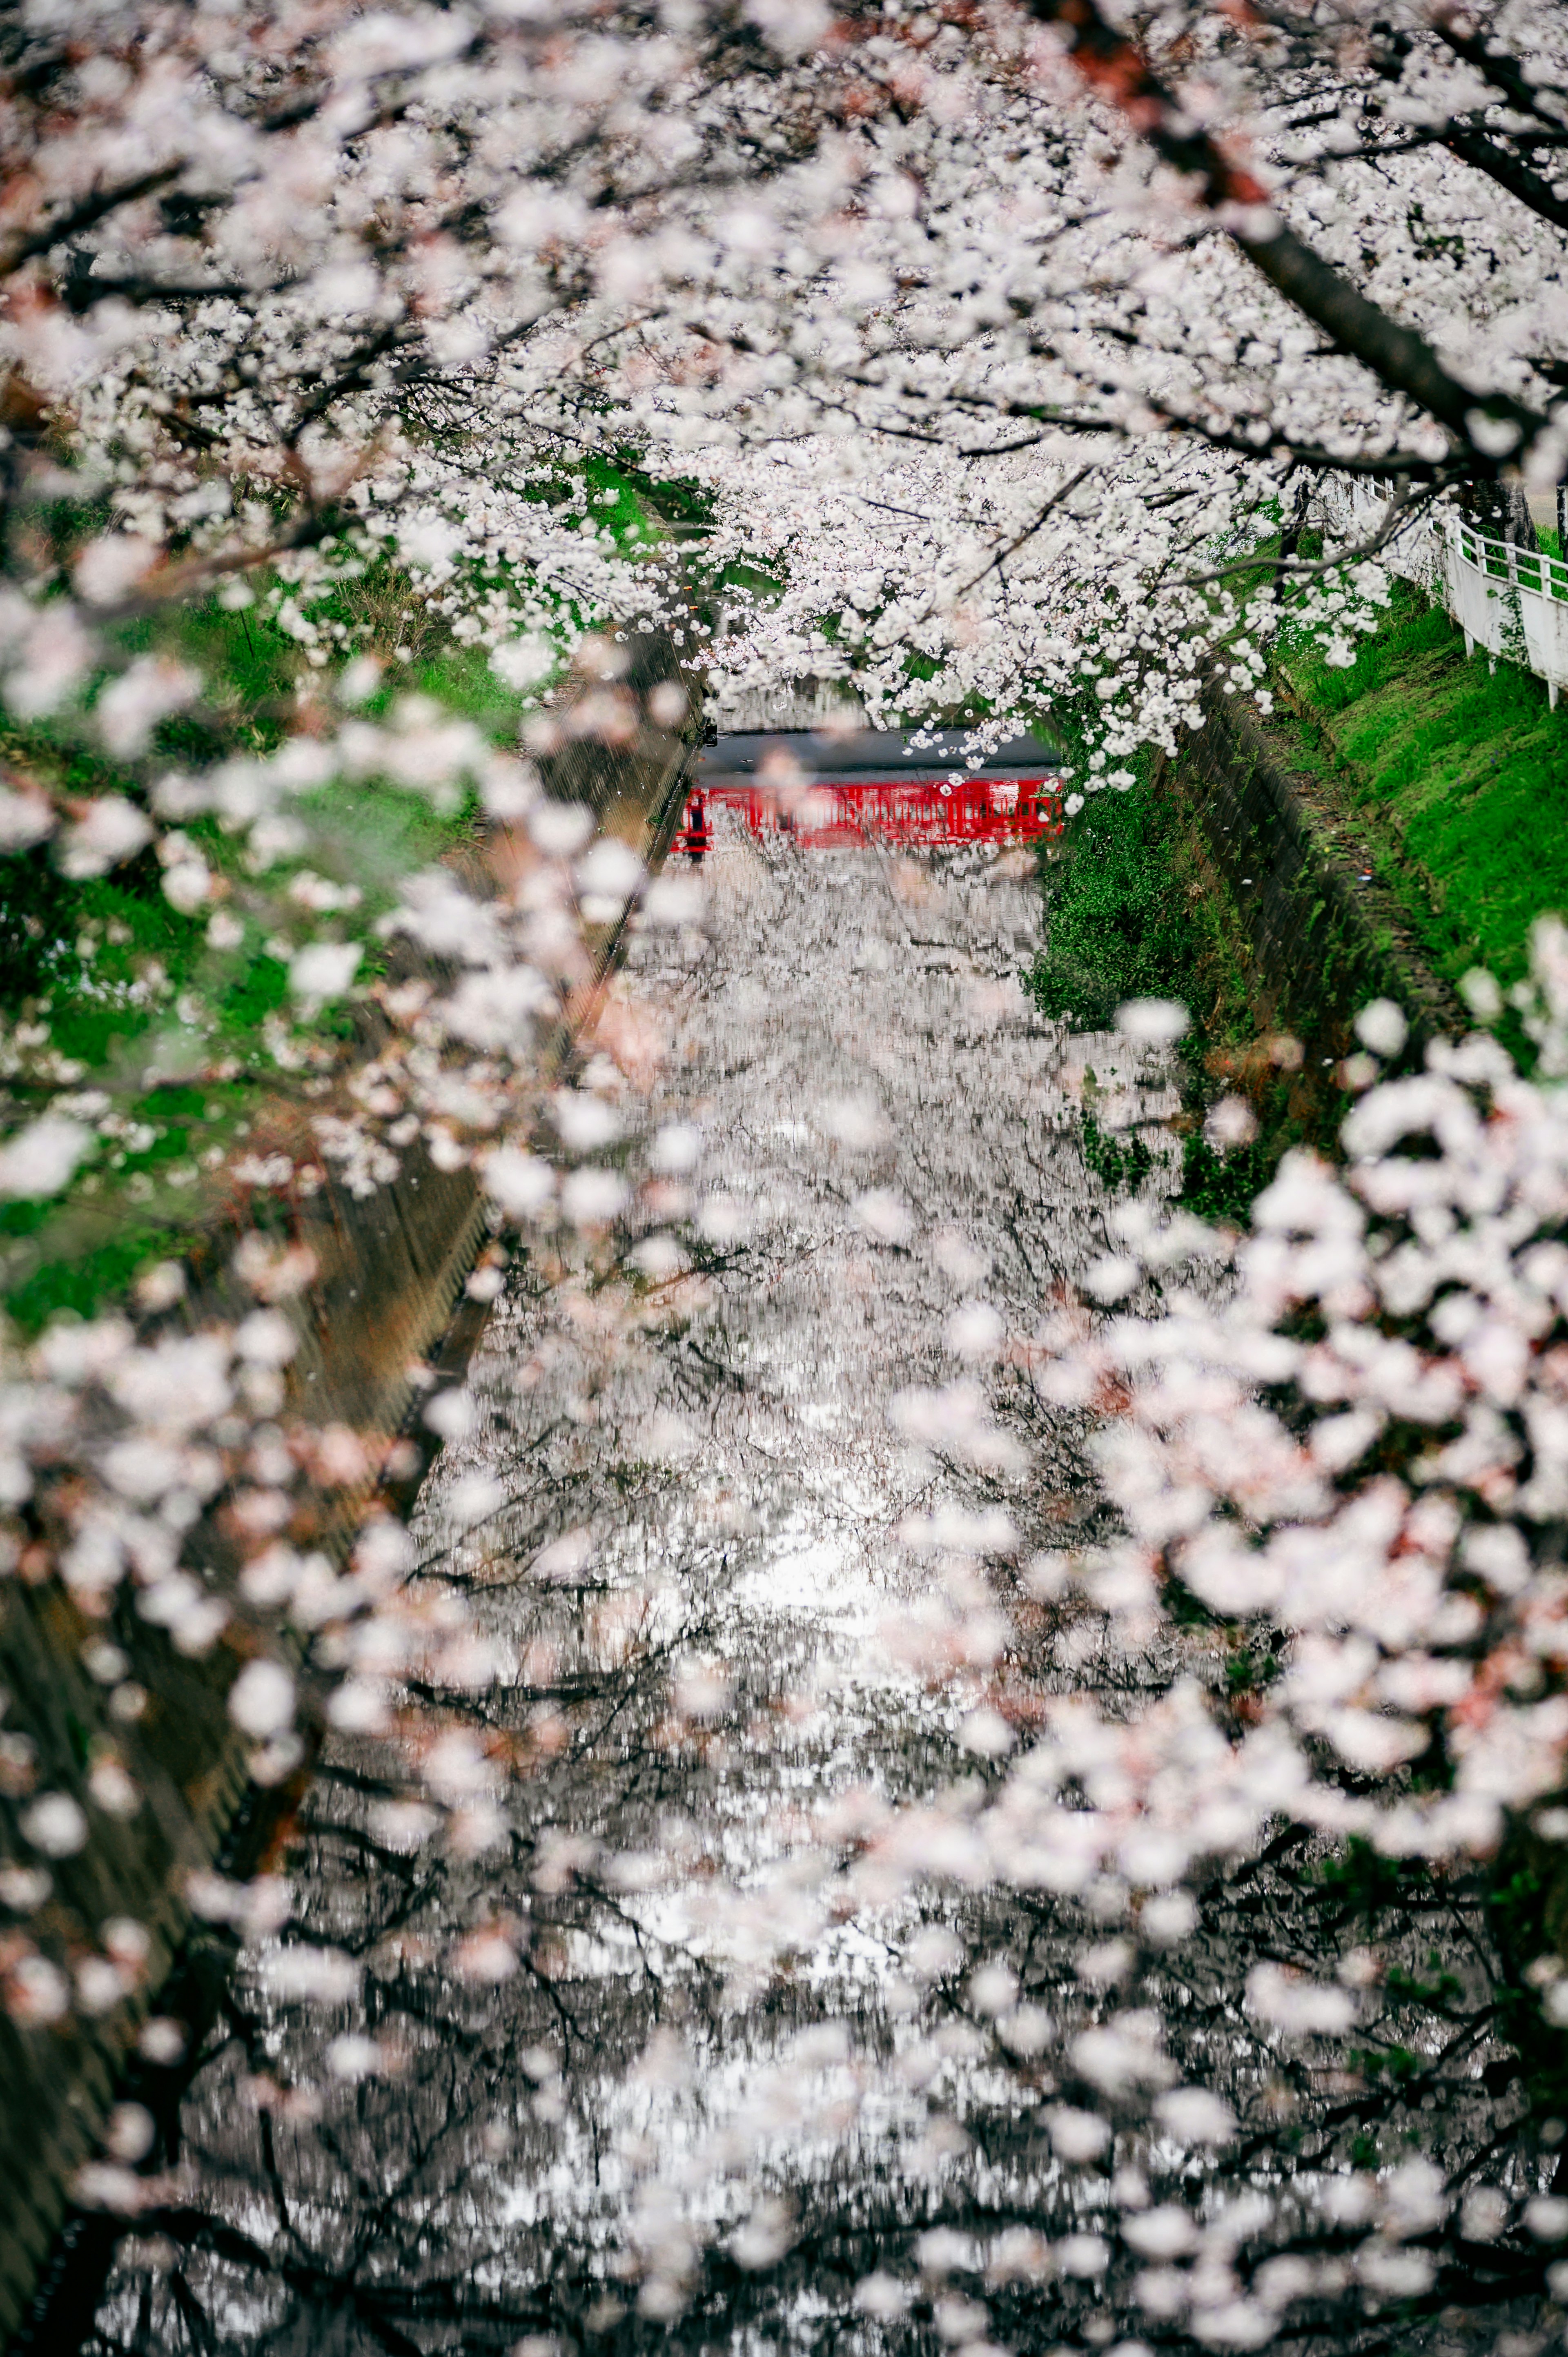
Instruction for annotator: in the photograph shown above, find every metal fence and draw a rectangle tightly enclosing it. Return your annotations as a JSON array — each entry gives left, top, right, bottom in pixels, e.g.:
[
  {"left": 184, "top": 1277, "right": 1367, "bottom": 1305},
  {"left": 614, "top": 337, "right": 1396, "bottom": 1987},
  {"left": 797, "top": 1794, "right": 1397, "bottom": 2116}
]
[
  {"left": 1443, "top": 513, "right": 1568, "bottom": 706},
  {"left": 1313, "top": 477, "right": 1568, "bottom": 709}
]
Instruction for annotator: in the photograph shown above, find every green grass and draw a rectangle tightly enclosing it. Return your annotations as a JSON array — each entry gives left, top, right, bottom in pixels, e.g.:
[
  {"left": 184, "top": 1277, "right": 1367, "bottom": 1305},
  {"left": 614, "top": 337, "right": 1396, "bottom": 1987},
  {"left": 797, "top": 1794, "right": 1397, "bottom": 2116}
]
[
  {"left": 1029, "top": 771, "right": 1201, "bottom": 1029},
  {"left": 1277, "top": 577, "right": 1568, "bottom": 1002},
  {"left": 1029, "top": 768, "right": 1314, "bottom": 1222},
  {"left": 0, "top": 448, "right": 712, "bottom": 1334},
  {"left": 0, "top": 566, "right": 506, "bottom": 1331},
  {"left": 4, "top": 1223, "right": 184, "bottom": 1333}
]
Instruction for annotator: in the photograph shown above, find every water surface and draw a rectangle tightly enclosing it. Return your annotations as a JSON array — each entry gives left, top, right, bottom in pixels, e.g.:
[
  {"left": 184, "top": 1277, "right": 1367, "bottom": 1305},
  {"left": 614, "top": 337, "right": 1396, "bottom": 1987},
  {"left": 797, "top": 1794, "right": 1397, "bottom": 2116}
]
[{"left": 88, "top": 827, "right": 1533, "bottom": 2356}]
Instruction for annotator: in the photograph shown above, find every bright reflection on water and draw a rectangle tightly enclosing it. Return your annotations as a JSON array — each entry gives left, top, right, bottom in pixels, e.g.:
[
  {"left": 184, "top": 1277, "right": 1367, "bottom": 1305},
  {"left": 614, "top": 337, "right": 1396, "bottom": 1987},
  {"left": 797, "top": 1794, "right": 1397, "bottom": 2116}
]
[{"left": 90, "top": 824, "right": 1535, "bottom": 2355}]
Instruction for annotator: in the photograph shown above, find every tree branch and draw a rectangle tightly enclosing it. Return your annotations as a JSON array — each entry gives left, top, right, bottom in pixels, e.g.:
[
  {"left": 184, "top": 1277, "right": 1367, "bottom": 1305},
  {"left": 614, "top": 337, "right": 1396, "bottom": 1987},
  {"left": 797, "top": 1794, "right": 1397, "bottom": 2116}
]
[
  {"left": 0, "top": 163, "right": 182, "bottom": 279},
  {"left": 1431, "top": 16, "right": 1568, "bottom": 131},
  {"left": 1020, "top": 0, "right": 1554, "bottom": 474},
  {"left": 1443, "top": 125, "right": 1568, "bottom": 235}
]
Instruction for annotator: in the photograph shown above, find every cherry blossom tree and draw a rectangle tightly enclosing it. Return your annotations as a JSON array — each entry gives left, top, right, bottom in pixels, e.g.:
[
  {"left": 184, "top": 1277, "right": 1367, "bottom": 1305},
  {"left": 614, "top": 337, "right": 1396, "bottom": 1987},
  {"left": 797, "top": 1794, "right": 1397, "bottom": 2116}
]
[{"left": 3, "top": 5, "right": 1568, "bottom": 2353}]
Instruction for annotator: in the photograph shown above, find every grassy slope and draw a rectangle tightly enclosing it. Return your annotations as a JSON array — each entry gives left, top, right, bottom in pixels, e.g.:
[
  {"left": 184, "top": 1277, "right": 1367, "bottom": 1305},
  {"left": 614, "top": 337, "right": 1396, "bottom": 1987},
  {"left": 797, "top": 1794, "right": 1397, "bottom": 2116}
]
[
  {"left": 0, "top": 583, "right": 501, "bottom": 1331},
  {"left": 1027, "top": 771, "right": 1202, "bottom": 1031},
  {"left": 0, "top": 449, "right": 698, "bottom": 1332},
  {"left": 1276, "top": 577, "right": 1568, "bottom": 1000},
  {"left": 1029, "top": 772, "right": 1308, "bottom": 1223}
]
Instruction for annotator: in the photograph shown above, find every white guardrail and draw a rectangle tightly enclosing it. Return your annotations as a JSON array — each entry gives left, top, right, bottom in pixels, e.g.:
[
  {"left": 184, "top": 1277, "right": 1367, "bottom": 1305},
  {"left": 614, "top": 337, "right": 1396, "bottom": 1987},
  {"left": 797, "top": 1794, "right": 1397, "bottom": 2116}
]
[
  {"left": 1442, "top": 515, "right": 1568, "bottom": 708},
  {"left": 1313, "top": 475, "right": 1568, "bottom": 709}
]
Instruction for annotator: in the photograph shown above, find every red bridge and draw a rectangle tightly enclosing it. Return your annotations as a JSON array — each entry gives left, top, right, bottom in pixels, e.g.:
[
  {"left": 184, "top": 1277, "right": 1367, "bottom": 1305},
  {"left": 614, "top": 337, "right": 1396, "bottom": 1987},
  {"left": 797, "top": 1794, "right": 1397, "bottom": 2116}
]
[{"left": 673, "top": 728, "right": 1066, "bottom": 857}]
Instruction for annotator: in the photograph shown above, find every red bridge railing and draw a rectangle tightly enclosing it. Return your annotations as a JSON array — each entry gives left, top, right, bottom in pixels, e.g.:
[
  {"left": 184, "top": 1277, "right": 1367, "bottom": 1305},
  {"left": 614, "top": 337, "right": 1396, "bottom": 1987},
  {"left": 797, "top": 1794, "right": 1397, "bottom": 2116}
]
[{"left": 672, "top": 772, "right": 1065, "bottom": 857}]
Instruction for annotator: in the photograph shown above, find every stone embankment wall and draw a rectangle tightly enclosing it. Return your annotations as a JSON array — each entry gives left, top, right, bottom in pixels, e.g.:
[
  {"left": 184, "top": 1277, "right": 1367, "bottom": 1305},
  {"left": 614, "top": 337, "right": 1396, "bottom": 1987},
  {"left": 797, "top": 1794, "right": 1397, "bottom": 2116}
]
[
  {"left": 1169, "top": 684, "right": 1467, "bottom": 1063},
  {"left": 0, "top": 647, "right": 700, "bottom": 2350},
  {"left": 1173, "top": 687, "right": 1568, "bottom": 2096}
]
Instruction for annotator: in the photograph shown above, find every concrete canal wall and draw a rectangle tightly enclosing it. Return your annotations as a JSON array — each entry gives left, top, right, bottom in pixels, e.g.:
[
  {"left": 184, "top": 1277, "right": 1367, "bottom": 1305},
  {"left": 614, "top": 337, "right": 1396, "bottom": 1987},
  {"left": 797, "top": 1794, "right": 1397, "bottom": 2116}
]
[
  {"left": 1167, "top": 683, "right": 1467, "bottom": 1066},
  {"left": 0, "top": 654, "right": 701, "bottom": 2349}
]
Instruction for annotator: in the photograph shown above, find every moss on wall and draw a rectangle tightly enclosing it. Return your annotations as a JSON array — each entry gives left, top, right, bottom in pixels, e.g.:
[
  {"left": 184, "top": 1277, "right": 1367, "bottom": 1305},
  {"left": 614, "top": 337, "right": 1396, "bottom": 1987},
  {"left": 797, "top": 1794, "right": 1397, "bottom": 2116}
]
[
  {"left": 1029, "top": 757, "right": 1345, "bottom": 1223},
  {"left": 1277, "top": 577, "right": 1568, "bottom": 1013}
]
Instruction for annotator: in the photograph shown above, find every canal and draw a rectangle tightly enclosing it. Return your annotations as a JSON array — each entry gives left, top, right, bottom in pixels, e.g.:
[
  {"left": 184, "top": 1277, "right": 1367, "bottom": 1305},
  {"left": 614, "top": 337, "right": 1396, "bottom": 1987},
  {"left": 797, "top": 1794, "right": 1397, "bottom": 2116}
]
[{"left": 81, "top": 804, "right": 1538, "bottom": 2355}]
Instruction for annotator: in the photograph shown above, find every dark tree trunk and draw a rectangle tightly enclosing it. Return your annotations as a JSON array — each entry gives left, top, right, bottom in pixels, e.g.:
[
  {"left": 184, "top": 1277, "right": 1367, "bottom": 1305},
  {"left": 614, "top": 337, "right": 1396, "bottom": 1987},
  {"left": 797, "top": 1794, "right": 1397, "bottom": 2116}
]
[{"left": 1460, "top": 476, "right": 1540, "bottom": 548}]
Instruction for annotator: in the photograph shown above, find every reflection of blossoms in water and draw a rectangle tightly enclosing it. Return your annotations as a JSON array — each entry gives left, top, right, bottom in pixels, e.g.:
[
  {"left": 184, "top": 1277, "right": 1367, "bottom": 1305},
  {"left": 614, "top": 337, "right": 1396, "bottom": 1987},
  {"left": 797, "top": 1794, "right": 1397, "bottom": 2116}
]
[
  {"left": 66, "top": 838, "right": 1568, "bottom": 2355},
  {"left": 0, "top": 27, "right": 1564, "bottom": 2280}
]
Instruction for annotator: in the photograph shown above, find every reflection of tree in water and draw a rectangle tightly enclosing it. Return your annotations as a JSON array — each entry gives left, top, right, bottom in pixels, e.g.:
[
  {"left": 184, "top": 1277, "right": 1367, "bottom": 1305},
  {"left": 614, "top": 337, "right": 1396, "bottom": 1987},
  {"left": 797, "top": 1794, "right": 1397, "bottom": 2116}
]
[
  {"left": 86, "top": 1687, "right": 1552, "bottom": 2353},
  {"left": 87, "top": 842, "right": 1559, "bottom": 2356},
  {"left": 83, "top": 1755, "right": 1555, "bottom": 2348}
]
